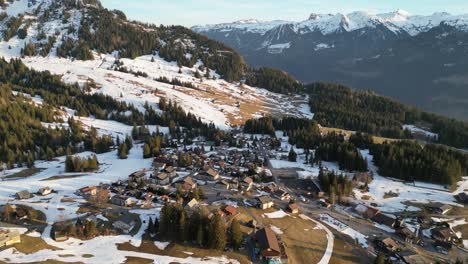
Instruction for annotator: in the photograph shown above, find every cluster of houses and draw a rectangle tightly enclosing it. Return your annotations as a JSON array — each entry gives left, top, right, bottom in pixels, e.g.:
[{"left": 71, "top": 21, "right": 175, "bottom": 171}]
[
  {"left": 353, "top": 200, "right": 462, "bottom": 261},
  {"left": 14, "top": 187, "right": 54, "bottom": 201}
]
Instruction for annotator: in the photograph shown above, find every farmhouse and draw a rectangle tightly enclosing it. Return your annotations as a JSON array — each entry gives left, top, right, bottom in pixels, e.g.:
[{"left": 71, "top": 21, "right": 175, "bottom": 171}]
[
  {"left": 15, "top": 190, "right": 31, "bottom": 200},
  {"left": 38, "top": 187, "right": 52, "bottom": 196},
  {"left": 375, "top": 237, "right": 399, "bottom": 253},
  {"left": 110, "top": 195, "right": 133, "bottom": 207},
  {"left": 257, "top": 196, "right": 274, "bottom": 210},
  {"left": 255, "top": 227, "right": 281, "bottom": 260},
  {"left": 198, "top": 168, "right": 220, "bottom": 181},
  {"left": 425, "top": 202, "right": 452, "bottom": 215},
  {"left": 371, "top": 213, "right": 397, "bottom": 228},
  {"left": 431, "top": 227, "right": 457, "bottom": 243},
  {"left": 79, "top": 186, "right": 97, "bottom": 196},
  {"left": 154, "top": 172, "right": 170, "bottom": 185},
  {"left": 113, "top": 218, "right": 136, "bottom": 234},
  {"left": 273, "top": 189, "right": 290, "bottom": 201},
  {"left": 0, "top": 230, "right": 21, "bottom": 247}
]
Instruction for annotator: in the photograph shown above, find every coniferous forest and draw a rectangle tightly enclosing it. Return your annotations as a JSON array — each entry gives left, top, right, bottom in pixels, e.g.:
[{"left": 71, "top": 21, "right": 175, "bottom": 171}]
[
  {"left": 305, "top": 82, "right": 468, "bottom": 149},
  {"left": 370, "top": 141, "right": 468, "bottom": 187}
]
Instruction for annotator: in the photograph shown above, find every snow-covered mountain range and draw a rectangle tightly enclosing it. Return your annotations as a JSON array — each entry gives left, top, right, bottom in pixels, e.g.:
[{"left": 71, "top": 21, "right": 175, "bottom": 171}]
[
  {"left": 193, "top": 10, "right": 468, "bottom": 121},
  {"left": 193, "top": 10, "right": 468, "bottom": 37}
]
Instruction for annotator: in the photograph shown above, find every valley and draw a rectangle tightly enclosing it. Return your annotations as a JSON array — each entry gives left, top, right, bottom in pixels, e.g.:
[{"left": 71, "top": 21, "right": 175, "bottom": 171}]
[{"left": 0, "top": 1, "right": 467, "bottom": 264}]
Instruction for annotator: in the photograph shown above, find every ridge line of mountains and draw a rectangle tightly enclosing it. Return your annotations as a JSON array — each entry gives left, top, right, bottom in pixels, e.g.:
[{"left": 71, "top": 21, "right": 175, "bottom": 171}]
[{"left": 192, "top": 10, "right": 468, "bottom": 120}]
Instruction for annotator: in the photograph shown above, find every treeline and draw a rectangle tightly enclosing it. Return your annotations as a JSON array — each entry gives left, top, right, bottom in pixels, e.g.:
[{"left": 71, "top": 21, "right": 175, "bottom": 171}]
[
  {"left": 370, "top": 140, "right": 468, "bottom": 188},
  {"left": 318, "top": 169, "right": 354, "bottom": 204},
  {"left": 65, "top": 155, "right": 99, "bottom": 172},
  {"left": 158, "top": 203, "right": 242, "bottom": 250},
  {"left": 245, "top": 67, "right": 303, "bottom": 94},
  {"left": 305, "top": 82, "right": 468, "bottom": 148}
]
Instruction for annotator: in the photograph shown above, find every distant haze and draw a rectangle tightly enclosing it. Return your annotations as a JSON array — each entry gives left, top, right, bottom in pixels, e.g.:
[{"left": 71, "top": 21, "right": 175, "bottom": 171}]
[{"left": 100, "top": 0, "right": 468, "bottom": 27}]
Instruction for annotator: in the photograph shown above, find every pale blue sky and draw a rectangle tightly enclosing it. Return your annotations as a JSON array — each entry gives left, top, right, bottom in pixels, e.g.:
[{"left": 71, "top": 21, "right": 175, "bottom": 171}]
[{"left": 100, "top": 0, "right": 468, "bottom": 27}]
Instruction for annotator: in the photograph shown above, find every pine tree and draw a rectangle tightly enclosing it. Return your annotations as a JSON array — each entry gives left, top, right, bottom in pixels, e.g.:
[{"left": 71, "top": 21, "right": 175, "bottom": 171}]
[
  {"left": 65, "top": 155, "right": 74, "bottom": 172},
  {"left": 143, "top": 144, "right": 151, "bottom": 158},
  {"left": 374, "top": 252, "right": 385, "bottom": 264},
  {"left": 288, "top": 147, "right": 297, "bottom": 162},
  {"left": 230, "top": 219, "right": 242, "bottom": 250},
  {"left": 84, "top": 220, "right": 97, "bottom": 238},
  {"left": 118, "top": 143, "right": 128, "bottom": 159},
  {"left": 178, "top": 209, "right": 188, "bottom": 242},
  {"left": 209, "top": 213, "right": 226, "bottom": 250}
]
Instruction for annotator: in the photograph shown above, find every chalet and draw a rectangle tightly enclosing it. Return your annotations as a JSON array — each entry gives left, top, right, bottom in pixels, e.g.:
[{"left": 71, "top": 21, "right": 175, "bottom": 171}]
[
  {"left": 431, "top": 227, "right": 457, "bottom": 243},
  {"left": 163, "top": 166, "right": 177, "bottom": 178},
  {"left": 396, "top": 250, "right": 427, "bottom": 264},
  {"left": 287, "top": 203, "right": 299, "bottom": 214},
  {"left": 153, "top": 161, "right": 166, "bottom": 171},
  {"left": 224, "top": 205, "right": 237, "bottom": 216},
  {"left": 0, "top": 230, "right": 21, "bottom": 247},
  {"left": 241, "top": 177, "right": 253, "bottom": 191},
  {"left": 255, "top": 227, "right": 281, "bottom": 260},
  {"left": 425, "top": 202, "right": 452, "bottom": 215},
  {"left": 273, "top": 189, "right": 290, "bottom": 201},
  {"left": 15, "top": 190, "right": 31, "bottom": 200},
  {"left": 111, "top": 186, "right": 126, "bottom": 195},
  {"left": 257, "top": 196, "right": 274, "bottom": 210},
  {"left": 38, "top": 187, "right": 52, "bottom": 196},
  {"left": 113, "top": 218, "right": 136, "bottom": 234},
  {"left": 354, "top": 204, "right": 380, "bottom": 218},
  {"left": 110, "top": 195, "right": 132, "bottom": 207},
  {"left": 51, "top": 227, "right": 68, "bottom": 242},
  {"left": 396, "top": 227, "right": 420, "bottom": 244},
  {"left": 375, "top": 237, "right": 399, "bottom": 253},
  {"left": 129, "top": 171, "right": 146, "bottom": 185},
  {"left": 177, "top": 176, "right": 197, "bottom": 191},
  {"left": 199, "top": 168, "right": 220, "bottom": 181},
  {"left": 154, "top": 172, "right": 170, "bottom": 185},
  {"left": 214, "top": 179, "right": 230, "bottom": 190},
  {"left": 79, "top": 186, "right": 97, "bottom": 196},
  {"left": 455, "top": 192, "right": 468, "bottom": 204},
  {"left": 371, "top": 213, "right": 397, "bottom": 228},
  {"left": 263, "top": 184, "right": 276, "bottom": 193},
  {"left": 184, "top": 198, "right": 199, "bottom": 211}
]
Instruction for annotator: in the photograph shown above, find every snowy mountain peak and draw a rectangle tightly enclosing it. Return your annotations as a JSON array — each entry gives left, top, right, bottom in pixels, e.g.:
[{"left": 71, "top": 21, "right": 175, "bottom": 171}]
[{"left": 233, "top": 18, "right": 261, "bottom": 24}]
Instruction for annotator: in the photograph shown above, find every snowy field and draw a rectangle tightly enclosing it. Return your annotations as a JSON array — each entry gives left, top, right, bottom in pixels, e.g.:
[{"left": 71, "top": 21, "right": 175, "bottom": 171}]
[
  {"left": 354, "top": 150, "right": 467, "bottom": 213},
  {"left": 319, "top": 214, "right": 368, "bottom": 248}
]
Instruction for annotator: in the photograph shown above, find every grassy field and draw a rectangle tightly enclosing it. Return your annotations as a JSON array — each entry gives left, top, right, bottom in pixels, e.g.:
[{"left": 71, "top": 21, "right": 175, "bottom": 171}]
[
  {"left": 4, "top": 168, "right": 43, "bottom": 179},
  {"left": 329, "top": 234, "right": 371, "bottom": 264},
  {"left": 13, "top": 235, "right": 60, "bottom": 254},
  {"left": 320, "top": 126, "right": 399, "bottom": 144},
  {"left": 41, "top": 174, "right": 86, "bottom": 181},
  {"left": 117, "top": 236, "right": 251, "bottom": 264},
  {"left": 241, "top": 207, "right": 329, "bottom": 264}
]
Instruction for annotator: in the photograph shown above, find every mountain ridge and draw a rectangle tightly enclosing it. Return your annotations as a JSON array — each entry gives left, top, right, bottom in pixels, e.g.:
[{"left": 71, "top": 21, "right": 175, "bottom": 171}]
[{"left": 192, "top": 10, "right": 468, "bottom": 36}]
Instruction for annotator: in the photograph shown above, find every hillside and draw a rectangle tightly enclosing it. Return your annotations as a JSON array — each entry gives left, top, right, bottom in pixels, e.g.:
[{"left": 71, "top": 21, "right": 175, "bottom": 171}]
[
  {"left": 0, "top": 0, "right": 312, "bottom": 129},
  {"left": 193, "top": 10, "right": 468, "bottom": 120}
]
